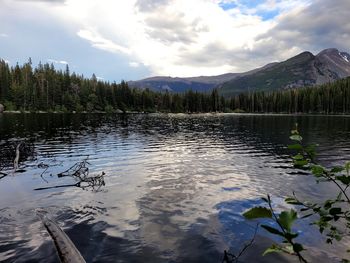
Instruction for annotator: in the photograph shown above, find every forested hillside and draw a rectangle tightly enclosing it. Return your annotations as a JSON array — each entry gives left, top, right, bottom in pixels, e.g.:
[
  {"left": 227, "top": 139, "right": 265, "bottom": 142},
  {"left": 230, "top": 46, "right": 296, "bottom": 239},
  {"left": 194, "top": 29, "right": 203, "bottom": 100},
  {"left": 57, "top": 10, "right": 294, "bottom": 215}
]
[
  {"left": 0, "top": 59, "right": 225, "bottom": 113},
  {"left": 0, "top": 59, "right": 349, "bottom": 114},
  {"left": 228, "top": 77, "right": 350, "bottom": 113}
]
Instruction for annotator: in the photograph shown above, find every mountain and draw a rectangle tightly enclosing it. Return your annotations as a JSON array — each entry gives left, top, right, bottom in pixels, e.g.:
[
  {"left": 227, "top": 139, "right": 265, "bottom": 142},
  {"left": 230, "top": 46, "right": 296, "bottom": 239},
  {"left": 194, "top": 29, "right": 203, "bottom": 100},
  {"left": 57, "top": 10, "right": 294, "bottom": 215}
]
[
  {"left": 220, "top": 48, "right": 350, "bottom": 96},
  {"left": 129, "top": 48, "right": 350, "bottom": 96},
  {"left": 128, "top": 63, "right": 277, "bottom": 93}
]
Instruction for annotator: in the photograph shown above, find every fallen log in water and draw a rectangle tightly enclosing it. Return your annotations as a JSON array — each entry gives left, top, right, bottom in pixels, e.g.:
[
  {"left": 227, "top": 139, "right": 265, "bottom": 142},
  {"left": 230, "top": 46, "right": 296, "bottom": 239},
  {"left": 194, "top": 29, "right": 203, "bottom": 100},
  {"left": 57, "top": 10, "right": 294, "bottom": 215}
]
[{"left": 36, "top": 209, "right": 86, "bottom": 263}]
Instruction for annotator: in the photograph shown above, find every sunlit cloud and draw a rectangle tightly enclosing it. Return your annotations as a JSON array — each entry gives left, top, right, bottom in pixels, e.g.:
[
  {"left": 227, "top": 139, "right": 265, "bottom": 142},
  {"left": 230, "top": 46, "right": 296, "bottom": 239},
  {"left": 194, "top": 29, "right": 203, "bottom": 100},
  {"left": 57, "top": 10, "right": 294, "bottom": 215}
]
[
  {"left": 129, "top": 62, "right": 140, "bottom": 68},
  {"left": 47, "top": 59, "right": 68, "bottom": 65},
  {"left": 0, "top": 0, "right": 349, "bottom": 80},
  {"left": 77, "top": 29, "right": 131, "bottom": 55}
]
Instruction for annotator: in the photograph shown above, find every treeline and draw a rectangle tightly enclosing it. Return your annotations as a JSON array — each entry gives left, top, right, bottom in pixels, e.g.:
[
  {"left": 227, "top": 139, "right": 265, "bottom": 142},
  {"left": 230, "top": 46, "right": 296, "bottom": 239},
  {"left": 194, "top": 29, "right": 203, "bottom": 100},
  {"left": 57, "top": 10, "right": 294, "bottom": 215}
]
[
  {"left": 229, "top": 77, "right": 350, "bottom": 114},
  {"left": 0, "top": 59, "right": 224, "bottom": 113},
  {"left": 0, "top": 59, "right": 349, "bottom": 114}
]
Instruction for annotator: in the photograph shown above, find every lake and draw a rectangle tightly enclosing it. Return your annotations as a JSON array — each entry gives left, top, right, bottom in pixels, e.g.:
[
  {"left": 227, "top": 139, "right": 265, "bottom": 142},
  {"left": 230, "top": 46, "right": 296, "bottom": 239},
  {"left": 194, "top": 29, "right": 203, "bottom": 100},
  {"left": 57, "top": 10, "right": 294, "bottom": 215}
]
[{"left": 0, "top": 113, "right": 349, "bottom": 263}]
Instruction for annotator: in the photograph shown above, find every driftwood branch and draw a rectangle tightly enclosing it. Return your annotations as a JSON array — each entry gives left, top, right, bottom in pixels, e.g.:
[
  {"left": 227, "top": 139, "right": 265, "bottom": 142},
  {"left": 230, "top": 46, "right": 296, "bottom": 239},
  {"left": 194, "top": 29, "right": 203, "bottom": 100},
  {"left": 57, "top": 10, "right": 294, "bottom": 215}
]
[
  {"left": 35, "top": 158, "right": 105, "bottom": 191},
  {"left": 13, "top": 143, "right": 21, "bottom": 172},
  {"left": 36, "top": 209, "right": 86, "bottom": 263},
  {"left": 57, "top": 158, "right": 89, "bottom": 179},
  {"left": 0, "top": 141, "right": 35, "bottom": 176}
]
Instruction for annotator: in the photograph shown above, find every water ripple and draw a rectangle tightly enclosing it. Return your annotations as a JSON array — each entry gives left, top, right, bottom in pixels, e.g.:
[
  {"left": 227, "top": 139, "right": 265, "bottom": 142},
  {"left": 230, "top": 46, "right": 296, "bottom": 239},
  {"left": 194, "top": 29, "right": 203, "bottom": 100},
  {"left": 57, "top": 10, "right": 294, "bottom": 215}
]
[{"left": 0, "top": 113, "right": 349, "bottom": 262}]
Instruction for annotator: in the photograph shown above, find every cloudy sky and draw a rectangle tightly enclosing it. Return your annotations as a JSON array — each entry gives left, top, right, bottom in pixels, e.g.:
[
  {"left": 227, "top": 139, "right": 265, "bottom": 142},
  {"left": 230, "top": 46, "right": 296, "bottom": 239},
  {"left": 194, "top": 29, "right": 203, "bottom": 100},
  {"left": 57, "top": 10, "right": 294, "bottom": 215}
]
[{"left": 0, "top": 0, "right": 349, "bottom": 82}]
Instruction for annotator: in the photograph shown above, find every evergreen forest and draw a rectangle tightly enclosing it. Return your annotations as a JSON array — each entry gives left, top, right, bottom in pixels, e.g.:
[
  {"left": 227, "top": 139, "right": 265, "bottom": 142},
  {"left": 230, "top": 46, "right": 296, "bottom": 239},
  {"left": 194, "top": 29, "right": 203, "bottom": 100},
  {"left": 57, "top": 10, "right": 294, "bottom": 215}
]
[{"left": 0, "top": 59, "right": 349, "bottom": 114}]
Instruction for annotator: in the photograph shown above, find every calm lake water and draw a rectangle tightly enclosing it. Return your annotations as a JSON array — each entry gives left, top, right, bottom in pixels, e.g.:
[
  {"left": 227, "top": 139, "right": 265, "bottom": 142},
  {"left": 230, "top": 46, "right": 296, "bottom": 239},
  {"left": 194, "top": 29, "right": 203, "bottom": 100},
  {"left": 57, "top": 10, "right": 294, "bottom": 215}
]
[{"left": 0, "top": 113, "right": 350, "bottom": 263}]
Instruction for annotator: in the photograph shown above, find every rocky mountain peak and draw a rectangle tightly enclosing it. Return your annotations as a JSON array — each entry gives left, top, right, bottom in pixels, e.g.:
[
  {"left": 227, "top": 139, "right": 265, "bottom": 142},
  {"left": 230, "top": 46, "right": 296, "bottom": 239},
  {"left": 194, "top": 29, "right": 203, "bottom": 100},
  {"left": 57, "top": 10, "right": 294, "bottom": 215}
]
[
  {"left": 131, "top": 48, "right": 350, "bottom": 96},
  {"left": 317, "top": 48, "right": 340, "bottom": 55}
]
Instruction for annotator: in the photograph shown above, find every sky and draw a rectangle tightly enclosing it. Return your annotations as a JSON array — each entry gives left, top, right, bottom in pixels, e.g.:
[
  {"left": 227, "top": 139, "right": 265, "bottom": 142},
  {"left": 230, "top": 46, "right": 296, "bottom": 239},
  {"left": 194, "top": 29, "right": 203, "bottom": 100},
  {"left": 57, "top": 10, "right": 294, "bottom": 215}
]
[{"left": 0, "top": 0, "right": 349, "bottom": 82}]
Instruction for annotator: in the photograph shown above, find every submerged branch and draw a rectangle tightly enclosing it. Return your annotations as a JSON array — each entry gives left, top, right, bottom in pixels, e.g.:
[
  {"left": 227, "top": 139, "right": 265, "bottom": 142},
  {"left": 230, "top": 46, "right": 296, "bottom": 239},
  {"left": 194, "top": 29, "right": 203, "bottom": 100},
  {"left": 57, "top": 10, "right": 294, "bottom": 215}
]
[{"left": 222, "top": 224, "right": 259, "bottom": 263}]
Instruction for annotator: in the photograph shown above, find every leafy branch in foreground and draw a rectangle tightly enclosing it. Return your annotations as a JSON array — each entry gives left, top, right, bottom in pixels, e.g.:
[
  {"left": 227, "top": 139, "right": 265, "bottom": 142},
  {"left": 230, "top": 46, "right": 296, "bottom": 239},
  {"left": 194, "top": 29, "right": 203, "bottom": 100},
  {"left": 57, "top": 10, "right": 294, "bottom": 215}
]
[
  {"left": 222, "top": 224, "right": 259, "bottom": 263},
  {"left": 243, "top": 124, "right": 350, "bottom": 262},
  {"left": 243, "top": 196, "right": 307, "bottom": 263}
]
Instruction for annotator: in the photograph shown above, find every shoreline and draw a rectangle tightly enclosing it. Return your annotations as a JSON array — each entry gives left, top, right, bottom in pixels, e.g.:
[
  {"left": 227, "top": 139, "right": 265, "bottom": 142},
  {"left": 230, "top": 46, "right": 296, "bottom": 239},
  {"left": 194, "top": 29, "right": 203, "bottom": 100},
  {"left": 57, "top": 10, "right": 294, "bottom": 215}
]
[{"left": 1, "top": 110, "right": 350, "bottom": 117}]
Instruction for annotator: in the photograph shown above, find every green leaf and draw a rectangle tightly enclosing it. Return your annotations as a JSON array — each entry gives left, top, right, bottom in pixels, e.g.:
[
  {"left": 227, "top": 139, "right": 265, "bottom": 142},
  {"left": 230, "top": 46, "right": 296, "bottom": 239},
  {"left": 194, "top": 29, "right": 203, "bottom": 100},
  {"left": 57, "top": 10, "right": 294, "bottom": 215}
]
[
  {"left": 345, "top": 162, "right": 350, "bottom": 176},
  {"left": 293, "top": 243, "right": 305, "bottom": 253},
  {"left": 336, "top": 175, "right": 350, "bottom": 185},
  {"left": 263, "top": 244, "right": 284, "bottom": 256},
  {"left": 285, "top": 197, "right": 303, "bottom": 205},
  {"left": 293, "top": 154, "right": 304, "bottom": 160},
  {"left": 321, "top": 215, "right": 334, "bottom": 222},
  {"left": 278, "top": 209, "right": 298, "bottom": 232},
  {"left": 305, "top": 144, "right": 317, "bottom": 159},
  {"left": 290, "top": 134, "right": 302, "bottom": 142},
  {"left": 329, "top": 207, "right": 342, "bottom": 215},
  {"left": 288, "top": 144, "right": 303, "bottom": 150},
  {"left": 324, "top": 199, "right": 335, "bottom": 209},
  {"left": 261, "top": 224, "right": 285, "bottom": 237},
  {"left": 243, "top": 207, "right": 272, "bottom": 219},
  {"left": 331, "top": 166, "right": 344, "bottom": 173},
  {"left": 337, "top": 192, "right": 343, "bottom": 201},
  {"left": 311, "top": 165, "right": 325, "bottom": 176},
  {"left": 301, "top": 213, "right": 314, "bottom": 219},
  {"left": 335, "top": 235, "right": 342, "bottom": 241},
  {"left": 285, "top": 232, "right": 299, "bottom": 239},
  {"left": 294, "top": 160, "right": 308, "bottom": 167}
]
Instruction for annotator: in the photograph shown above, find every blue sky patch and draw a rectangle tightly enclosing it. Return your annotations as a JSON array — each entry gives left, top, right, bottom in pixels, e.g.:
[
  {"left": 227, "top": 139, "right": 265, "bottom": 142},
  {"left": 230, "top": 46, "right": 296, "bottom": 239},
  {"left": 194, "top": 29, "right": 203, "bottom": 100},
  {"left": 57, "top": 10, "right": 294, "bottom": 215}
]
[
  {"left": 219, "top": 1, "right": 238, "bottom": 10},
  {"left": 238, "top": 0, "right": 265, "bottom": 9},
  {"left": 257, "top": 8, "right": 280, "bottom": 20}
]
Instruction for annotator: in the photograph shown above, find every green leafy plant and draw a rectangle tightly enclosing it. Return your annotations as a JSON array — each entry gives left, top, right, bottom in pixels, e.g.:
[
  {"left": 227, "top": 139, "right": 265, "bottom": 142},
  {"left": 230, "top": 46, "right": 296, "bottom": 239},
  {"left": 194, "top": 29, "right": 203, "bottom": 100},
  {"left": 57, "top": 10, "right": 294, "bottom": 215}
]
[
  {"left": 243, "top": 195, "right": 306, "bottom": 262},
  {"left": 243, "top": 123, "right": 350, "bottom": 262}
]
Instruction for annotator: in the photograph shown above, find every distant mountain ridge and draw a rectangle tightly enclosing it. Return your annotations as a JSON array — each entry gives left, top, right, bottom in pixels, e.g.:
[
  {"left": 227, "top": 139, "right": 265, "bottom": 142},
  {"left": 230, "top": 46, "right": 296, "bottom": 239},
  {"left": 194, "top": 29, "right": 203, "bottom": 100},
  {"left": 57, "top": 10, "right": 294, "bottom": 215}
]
[
  {"left": 128, "top": 63, "right": 278, "bottom": 93},
  {"left": 220, "top": 48, "right": 350, "bottom": 96},
  {"left": 129, "top": 48, "right": 350, "bottom": 96}
]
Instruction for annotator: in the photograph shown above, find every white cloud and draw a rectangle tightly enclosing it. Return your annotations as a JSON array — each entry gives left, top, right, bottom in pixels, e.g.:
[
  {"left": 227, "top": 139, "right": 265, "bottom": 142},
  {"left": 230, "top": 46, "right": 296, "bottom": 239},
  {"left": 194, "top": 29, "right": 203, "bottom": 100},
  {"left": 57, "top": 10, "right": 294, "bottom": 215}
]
[
  {"left": 3, "top": 0, "right": 349, "bottom": 79},
  {"left": 0, "top": 33, "right": 9, "bottom": 37},
  {"left": 47, "top": 59, "right": 68, "bottom": 65},
  {"left": 129, "top": 62, "right": 140, "bottom": 68},
  {"left": 41, "top": 0, "right": 279, "bottom": 76},
  {"left": 77, "top": 29, "right": 131, "bottom": 55}
]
